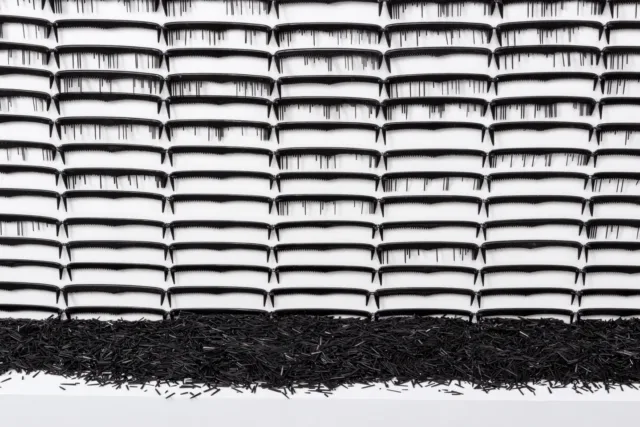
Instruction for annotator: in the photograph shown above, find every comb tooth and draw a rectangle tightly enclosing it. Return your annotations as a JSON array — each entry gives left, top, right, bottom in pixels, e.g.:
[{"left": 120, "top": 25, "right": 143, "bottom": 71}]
[{"left": 273, "top": 23, "right": 384, "bottom": 48}]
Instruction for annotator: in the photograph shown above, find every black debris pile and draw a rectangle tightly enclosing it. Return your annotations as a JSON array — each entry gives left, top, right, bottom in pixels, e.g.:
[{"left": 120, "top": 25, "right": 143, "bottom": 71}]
[{"left": 1, "top": 314, "right": 640, "bottom": 393}]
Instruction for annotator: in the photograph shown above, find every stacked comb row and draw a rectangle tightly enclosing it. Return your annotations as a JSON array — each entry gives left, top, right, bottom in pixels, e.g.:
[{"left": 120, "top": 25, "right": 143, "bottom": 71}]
[{"left": 0, "top": 0, "right": 640, "bottom": 321}]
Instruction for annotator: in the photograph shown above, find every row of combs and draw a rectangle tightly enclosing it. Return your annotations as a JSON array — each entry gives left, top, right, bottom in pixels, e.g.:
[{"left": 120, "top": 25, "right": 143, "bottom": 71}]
[
  {"left": 3, "top": 117, "right": 638, "bottom": 144},
  {"left": 3, "top": 18, "right": 640, "bottom": 46}
]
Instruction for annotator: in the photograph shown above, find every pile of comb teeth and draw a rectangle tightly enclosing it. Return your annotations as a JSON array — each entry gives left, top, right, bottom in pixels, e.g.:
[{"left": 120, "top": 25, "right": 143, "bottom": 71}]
[{"left": 2, "top": 0, "right": 640, "bottom": 390}]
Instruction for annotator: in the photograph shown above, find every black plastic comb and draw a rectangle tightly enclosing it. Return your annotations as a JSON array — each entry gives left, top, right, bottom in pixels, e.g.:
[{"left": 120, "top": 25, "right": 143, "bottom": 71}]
[
  {"left": 599, "top": 97, "right": 640, "bottom": 118},
  {"left": 582, "top": 265, "right": 640, "bottom": 285},
  {"left": 604, "top": 21, "right": 640, "bottom": 43},
  {"left": 170, "top": 264, "right": 271, "bottom": 284},
  {"left": 595, "top": 123, "right": 640, "bottom": 145},
  {"left": 0, "top": 115, "right": 53, "bottom": 137},
  {"left": 584, "top": 241, "right": 640, "bottom": 261},
  {"left": 383, "top": 149, "right": 486, "bottom": 169},
  {"left": 486, "top": 172, "right": 589, "bottom": 191},
  {"left": 377, "top": 265, "right": 478, "bottom": 285},
  {"left": 374, "top": 287, "right": 475, "bottom": 308},
  {"left": 494, "top": 45, "right": 600, "bottom": 70},
  {"left": 384, "top": 73, "right": 492, "bottom": 97},
  {"left": 169, "top": 170, "right": 275, "bottom": 190},
  {"left": 385, "top": 0, "right": 495, "bottom": 18},
  {"left": 49, "top": 0, "right": 160, "bottom": 12},
  {"left": 64, "top": 306, "right": 166, "bottom": 320},
  {"left": 274, "top": 194, "right": 378, "bottom": 215},
  {"left": 384, "top": 22, "right": 493, "bottom": 46},
  {"left": 167, "top": 220, "right": 271, "bottom": 239},
  {"left": 609, "top": 0, "right": 640, "bottom": 17},
  {"left": 273, "top": 220, "right": 377, "bottom": 240},
  {"left": 0, "top": 89, "right": 51, "bottom": 111},
  {"left": 274, "top": 309, "right": 372, "bottom": 318},
  {"left": 272, "top": 243, "right": 376, "bottom": 262},
  {"left": 165, "top": 119, "right": 271, "bottom": 141},
  {"left": 490, "top": 96, "right": 596, "bottom": 119},
  {"left": 61, "top": 168, "right": 168, "bottom": 189},
  {"left": 0, "top": 140, "right": 57, "bottom": 161},
  {"left": 163, "top": 21, "right": 271, "bottom": 45},
  {"left": 274, "top": 265, "right": 376, "bottom": 283},
  {"left": 270, "top": 287, "right": 370, "bottom": 306},
  {"left": 166, "top": 73, "right": 275, "bottom": 96},
  {"left": 273, "top": 22, "right": 384, "bottom": 47},
  {"left": 66, "top": 262, "right": 168, "bottom": 281},
  {"left": 592, "top": 148, "right": 640, "bottom": 166},
  {"left": 273, "top": 0, "right": 382, "bottom": 17},
  {"left": 53, "top": 92, "right": 163, "bottom": 114},
  {"left": 53, "top": 45, "right": 164, "bottom": 69},
  {"left": 163, "top": 0, "right": 272, "bottom": 15},
  {"left": 164, "top": 48, "right": 271, "bottom": 72},
  {"left": 0, "top": 237, "right": 63, "bottom": 258},
  {"left": 0, "top": 67, "right": 53, "bottom": 88},
  {"left": 167, "top": 146, "right": 272, "bottom": 167},
  {"left": 58, "top": 143, "right": 166, "bottom": 164},
  {"left": 379, "top": 195, "right": 483, "bottom": 216},
  {"left": 274, "top": 122, "right": 380, "bottom": 143},
  {"left": 273, "top": 48, "right": 383, "bottom": 73},
  {"left": 0, "top": 259, "right": 64, "bottom": 279},
  {"left": 0, "top": 42, "right": 51, "bottom": 65},
  {"left": 591, "top": 172, "right": 640, "bottom": 192},
  {"left": 482, "top": 218, "right": 585, "bottom": 238},
  {"left": 273, "top": 96, "right": 380, "bottom": 120},
  {"left": 384, "top": 47, "right": 492, "bottom": 71},
  {"left": 61, "top": 190, "right": 166, "bottom": 212},
  {"left": 378, "top": 220, "right": 481, "bottom": 240},
  {"left": 0, "top": 282, "right": 59, "bottom": 302},
  {"left": 0, "top": 16, "right": 52, "bottom": 38},
  {"left": 169, "top": 194, "right": 274, "bottom": 214},
  {"left": 167, "top": 286, "right": 267, "bottom": 307},
  {"left": 495, "top": 0, "right": 605, "bottom": 17},
  {"left": 487, "top": 147, "right": 592, "bottom": 167},
  {"left": 480, "top": 265, "right": 581, "bottom": 286},
  {"left": 62, "top": 284, "right": 165, "bottom": 306},
  {"left": 585, "top": 218, "right": 640, "bottom": 239},
  {"left": 600, "top": 72, "right": 640, "bottom": 95},
  {"left": 495, "top": 20, "right": 603, "bottom": 46},
  {"left": 0, "top": 189, "right": 60, "bottom": 208},
  {"left": 377, "top": 241, "right": 480, "bottom": 263},
  {"left": 275, "top": 147, "right": 381, "bottom": 169},
  {"left": 576, "top": 308, "right": 640, "bottom": 321},
  {"left": 381, "top": 171, "right": 484, "bottom": 192},
  {"left": 62, "top": 217, "right": 165, "bottom": 238},
  {"left": 493, "top": 72, "right": 599, "bottom": 95},
  {"left": 55, "top": 117, "right": 163, "bottom": 140},
  {"left": 168, "top": 242, "right": 270, "bottom": 262},
  {"left": 480, "top": 240, "right": 582, "bottom": 261},
  {"left": 276, "top": 75, "right": 384, "bottom": 97},
  {"left": 0, "top": 304, "right": 61, "bottom": 318},
  {"left": 65, "top": 241, "right": 168, "bottom": 261},
  {"left": 477, "top": 308, "right": 574, "bottom": 322},
  {"left": 53, "top": 19, "right": 162, "bottom": 42},
  {"left": 375, "top": 308, "right": 473, "bottom": 320},
  {"left": 165, "top": 95, "right": 271, "bottom": 118},
  {"left": 602, "top": 46, "right": 640, "bottom": 69},
  {"left": 54, "top": 70, "right": 165, "bottom": 94},
  {"left": 487, "top": 121, "right": 593, "bottom": 145},
  {"left": 477, "top": 288, "right": 576, "bottom": 307},
  {"left": 382, "top": 96, "right": 489, "bottom": 119},
  {"left": 588, "top": 195, "right": 640, "bottom": 215},
  {"left": 578, "top": 289, "right": 640, "bottom": 306},
  {"left": 382, "top": 121, "right": 486, "bottom": 145},
  {"left": 169, "top": 308, "right": 268, "bottom": 319},
  {"left": 0, "top": 214, "right": 60, "bottom": 236},
  {"left": 0, "top": 165, "right": 59, "bottom": 184},
  {"left": 275, "top": 172, "right": 379, "bottom": 191}
]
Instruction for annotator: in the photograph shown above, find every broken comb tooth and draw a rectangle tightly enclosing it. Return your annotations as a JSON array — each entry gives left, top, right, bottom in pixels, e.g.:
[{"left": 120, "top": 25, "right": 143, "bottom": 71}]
[
  {"left": 273, "top": 22, "right": 383, "bottom": 48},
  {"left": 487, "top": 121, "right": 593, "bottom": 146},
  {"left": 274, "top": 194, "right": 378, "bottom": 216},
  {"left": 496, "top": 0, "right": 605, "bottom": 18},
  {"left": 166, "top": 73, "right": 274, "bottom": 97},
  {"left": 384, "top": 47, "right": 492, "bottom": 72},
  {"left": 381, "top": 171, "right": 484, "bottom": 192},
  {"left": 382, "top": 121, "right": 486, "bottom": 145},
  {"left": 273, "top": 0, "right": 382, "bottom": 19},
  {"left": 163, "top": 0, "right": 271, "bottom": 16},
  {"left": 164, "top": 48, "right": 272, "bottom": 72},
  {"left": 383, "top": 149, "right": 487, "bottom": 170},
  {"left": 0, "top": 115, "right": 53, "bottom": 139},
  {"left": 55, "top": 116, "right": 163, "bottom": 141},
  {"left": 0, "top": 237, "right": 63, "bottom": 261},
  {"left": 495, "top": 20, "right": 603, "bottom": 46},
  {"left": 273, "top": 96, "right": 379, "bottom": 121},
  {"left": 487, "top": 148, "right": 591, "bottom": 168},
  {"left": 273, "top": 48, "right": 383, "bottom": 73},
  {"left": 493, "top": 45, "right": 600, "bottom": 70},
  {"left": 0, "top": 140, "right": 57, "bottom": 162},
  {"left": 493, "top": 72, "right": 598, "bottom": 96},
  {"left": 592, "top": 148, "right": 640, "bottom": 168},
  {"left": 585, "top": 218, "right": 640, "bottom": 240},
  {"left": 61, "top": 168, "right": 168, "bottom": 191},
  {"left": 0, "top": 16, "right": 51, "bottom": 40},
  {"left": 576, "top": 308, "right": 640, "bottom": 322},
  {"left": 0, "top": 189, "right": 60, "bottom": 215},
  {"left": 608, "top": 0, "right": 640, "bottom": 18},
  {"left": 0, "top": 259, "right": 65, "bottom": 280},
  {"left": 384, "top": 73, "right": 492, "bottom": 98},
  {"left": 53, "top": 45, "right": 164, "bottom": 70},
  {"left": 582, "top": 265, "right": 640, "bottom": 288},
  {"left": 274, "top": 147, "right": 381, "bottom": 170},
  {"left": 384, "top": 22, "right": 493, "bottom": 47},
  {"left": 163, "top": 22, "right": 271, "bottom": 47},
  {"left": 0, "top": 165, "right": 60, "bottom": 189},
  {"left": 0, "top": 214, "right": 60, "bottom": 238},
  {"left": 591, "top": 172, "right": 640, "bottom": 194},
  {"left": 275, "top": 172, "right": 379, "bottom": 192},
  {"left": 49, "top": 0, "right": 160, "bottom": 14},
  {"left": 385, "top": 0, "right": 496, "bottom": 19},
  {"left": 595, "top": 122, "right": 640, "bottom": 145},
  {"left": 382, "top": 96, "right": 488, "bottom": 120},
  {"left": 54, "top": 70, "right": 164, "bottom": 95},
  {"left": 599, "top": 72, "right": 640, "bottom": 95},
  {"left": 490, "top": 96, "right": 596, "bottom": 120},
  {"left": 602, "top": 46, "right": 640, "bottom": 70}
]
